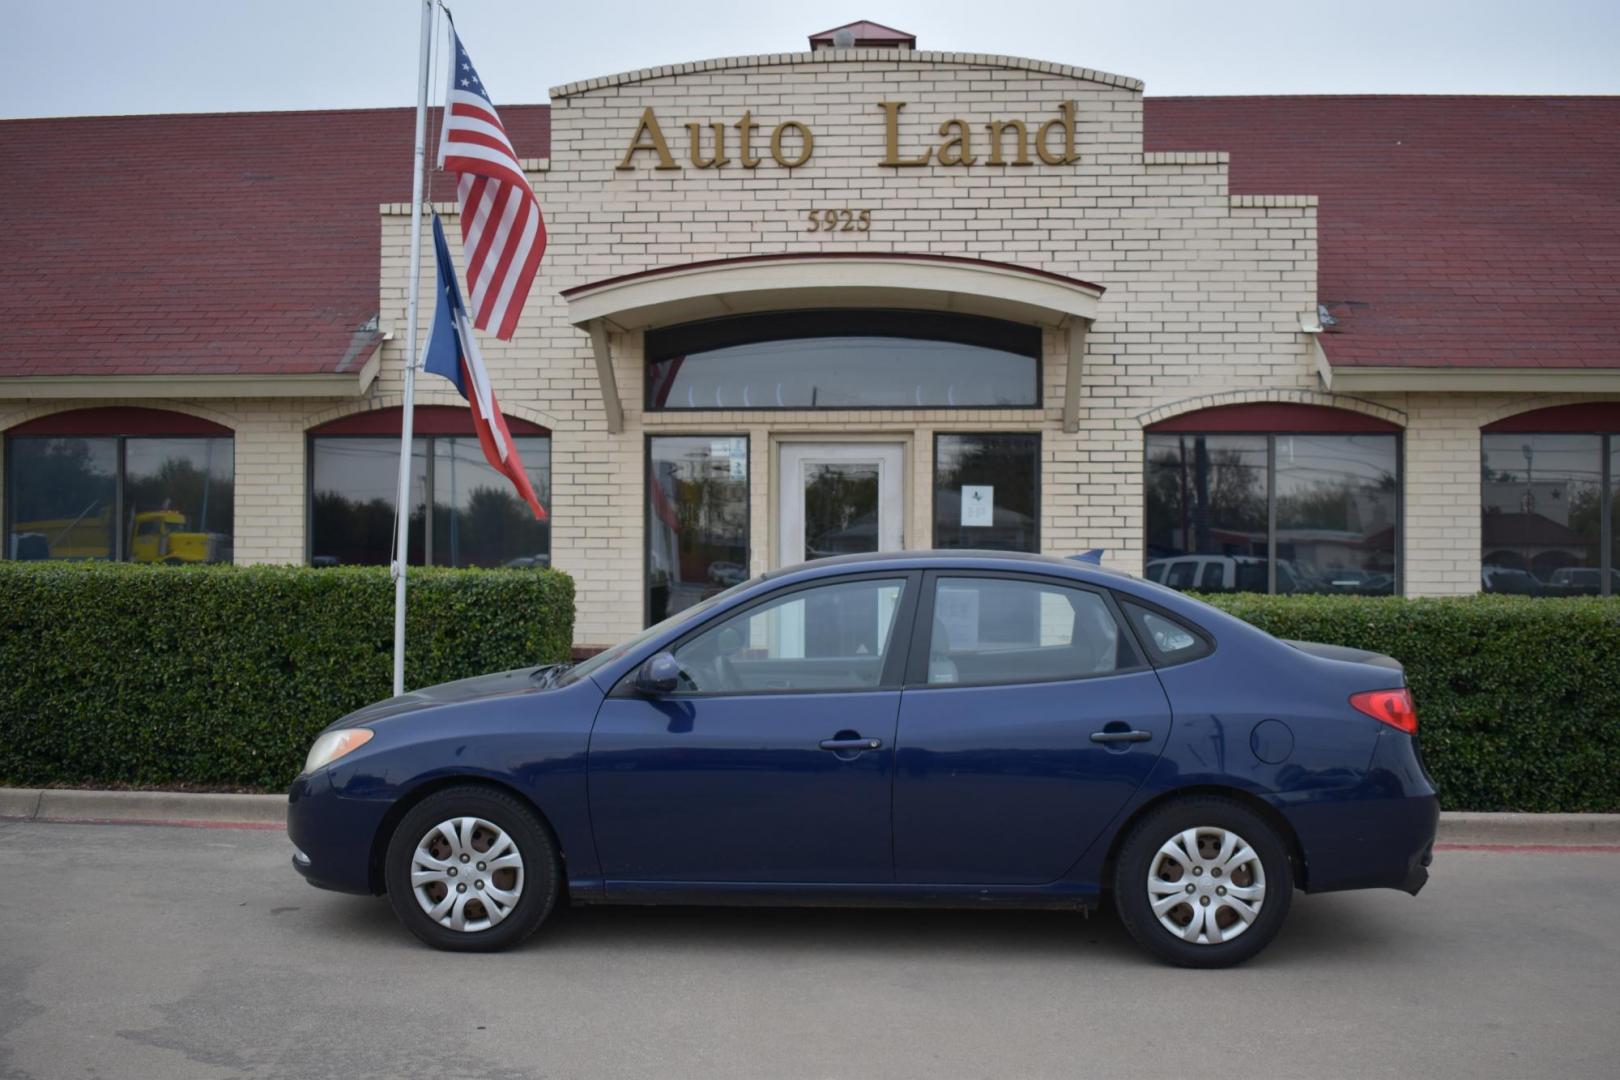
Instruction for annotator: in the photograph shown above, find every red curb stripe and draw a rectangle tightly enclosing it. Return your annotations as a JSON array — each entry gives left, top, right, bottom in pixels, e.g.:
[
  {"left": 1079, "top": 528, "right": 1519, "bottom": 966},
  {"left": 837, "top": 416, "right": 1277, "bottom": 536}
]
[
  {"left": 1435, "top": 842, "right": 1620, "bottom": 853},
  {"left": 26, "top": 816, "right": 282, "bottom": 831}
]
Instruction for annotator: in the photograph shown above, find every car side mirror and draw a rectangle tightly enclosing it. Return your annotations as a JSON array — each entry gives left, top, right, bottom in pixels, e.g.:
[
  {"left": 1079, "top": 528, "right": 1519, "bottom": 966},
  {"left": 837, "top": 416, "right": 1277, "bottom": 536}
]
[{"left": 635, "top": 651, "right": 681, "bottom": 695}]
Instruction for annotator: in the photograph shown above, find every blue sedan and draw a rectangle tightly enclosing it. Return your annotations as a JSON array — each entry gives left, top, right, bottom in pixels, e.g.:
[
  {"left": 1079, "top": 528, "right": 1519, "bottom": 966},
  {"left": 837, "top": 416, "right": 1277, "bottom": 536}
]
[{"left": 288, "top": 551, "right": 1438, "bottom": 967}]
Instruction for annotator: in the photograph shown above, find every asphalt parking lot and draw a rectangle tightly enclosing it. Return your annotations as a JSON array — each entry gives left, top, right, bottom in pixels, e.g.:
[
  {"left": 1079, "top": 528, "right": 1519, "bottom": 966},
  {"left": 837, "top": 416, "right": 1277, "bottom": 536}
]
[{"left": 1, "top": 819, "right": 1617, "bottom": 1080}]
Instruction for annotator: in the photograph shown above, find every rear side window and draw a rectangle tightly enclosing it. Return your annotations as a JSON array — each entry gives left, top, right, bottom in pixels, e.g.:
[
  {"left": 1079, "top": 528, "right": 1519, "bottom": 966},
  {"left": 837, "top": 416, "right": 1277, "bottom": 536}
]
[
  {"left": 1198, "top": 562, "right": 1224, "bottom": 590},
  {"left": 925, "top": 577, "right": 1138, "bottom": 685},
  {"left": 1119, "top": 599, "right": 1212, "bottom": 666}
]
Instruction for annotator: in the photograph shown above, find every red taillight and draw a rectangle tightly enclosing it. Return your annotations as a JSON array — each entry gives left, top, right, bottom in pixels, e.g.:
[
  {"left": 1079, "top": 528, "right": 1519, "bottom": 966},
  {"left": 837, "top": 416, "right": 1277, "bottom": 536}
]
[{"left": 1350, "top": 688, "right": 1417, "bottom": 734}]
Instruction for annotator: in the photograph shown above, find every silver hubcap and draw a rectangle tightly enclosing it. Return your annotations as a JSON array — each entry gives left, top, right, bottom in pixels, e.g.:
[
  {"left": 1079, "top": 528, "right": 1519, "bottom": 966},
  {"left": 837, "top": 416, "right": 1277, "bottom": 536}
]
[
  {"left": 1148, "top": 826, "right": 1266, "bottom": 945},
  {"left": 411, "top": 816, "right": 524, "bottom": 932}
]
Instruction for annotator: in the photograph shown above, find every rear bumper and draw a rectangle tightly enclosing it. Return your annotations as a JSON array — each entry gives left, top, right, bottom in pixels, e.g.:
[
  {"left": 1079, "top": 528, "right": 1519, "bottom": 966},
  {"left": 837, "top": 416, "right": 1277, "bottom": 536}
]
[
  {"left": 1285, "top": 729, "right": 1440, "bottom": 895},
  {"left": 1403, "top": 842, "right": 1434, "bottom": 896}
]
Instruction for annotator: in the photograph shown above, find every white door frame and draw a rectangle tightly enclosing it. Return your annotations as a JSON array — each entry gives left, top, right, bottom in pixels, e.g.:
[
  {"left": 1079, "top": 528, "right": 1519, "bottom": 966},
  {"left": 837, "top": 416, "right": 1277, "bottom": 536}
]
[{"left": 777, "top": 441, "right": 905, "bottom": 566}]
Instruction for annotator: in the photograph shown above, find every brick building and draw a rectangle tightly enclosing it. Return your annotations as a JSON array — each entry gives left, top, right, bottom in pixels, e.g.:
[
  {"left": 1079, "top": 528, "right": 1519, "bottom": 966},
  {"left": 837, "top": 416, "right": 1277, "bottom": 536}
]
[{"left": 4, "top": 23, "right": 1619, "bottom": 646}]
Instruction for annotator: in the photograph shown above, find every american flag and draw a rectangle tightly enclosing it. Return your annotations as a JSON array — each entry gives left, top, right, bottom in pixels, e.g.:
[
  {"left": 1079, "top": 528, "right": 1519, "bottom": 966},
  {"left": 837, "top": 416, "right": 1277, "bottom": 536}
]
[{"left": 437, "top": 30, "right": 545, "bottom": 342}]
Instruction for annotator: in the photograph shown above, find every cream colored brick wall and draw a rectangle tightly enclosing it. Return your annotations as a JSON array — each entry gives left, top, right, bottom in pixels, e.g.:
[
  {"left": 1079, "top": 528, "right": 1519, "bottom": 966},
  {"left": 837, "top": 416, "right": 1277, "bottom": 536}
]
[{"left": 368, "top": 54, "right": 1338, "bottom": 643}]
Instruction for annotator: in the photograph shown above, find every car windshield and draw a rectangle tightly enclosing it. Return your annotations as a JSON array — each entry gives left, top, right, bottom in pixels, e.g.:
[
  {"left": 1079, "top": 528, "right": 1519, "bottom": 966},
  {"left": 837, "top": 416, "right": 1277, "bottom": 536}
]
[{"left": 555, "top": 574, "right": 764, "bottom": 688}]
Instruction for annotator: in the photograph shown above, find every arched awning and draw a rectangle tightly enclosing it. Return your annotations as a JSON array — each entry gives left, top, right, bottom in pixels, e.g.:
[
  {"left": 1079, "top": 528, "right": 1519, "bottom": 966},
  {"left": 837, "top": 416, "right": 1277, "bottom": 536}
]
[{"left": 560, "top": 253, "right": 1105, "bottom": 432}]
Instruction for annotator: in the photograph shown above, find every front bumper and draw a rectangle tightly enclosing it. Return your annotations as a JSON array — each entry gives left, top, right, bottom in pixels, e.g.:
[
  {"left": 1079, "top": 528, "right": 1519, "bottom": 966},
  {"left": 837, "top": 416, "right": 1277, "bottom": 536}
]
[{"left": 286, "top": 770, "right": 390, "bottom": 895}]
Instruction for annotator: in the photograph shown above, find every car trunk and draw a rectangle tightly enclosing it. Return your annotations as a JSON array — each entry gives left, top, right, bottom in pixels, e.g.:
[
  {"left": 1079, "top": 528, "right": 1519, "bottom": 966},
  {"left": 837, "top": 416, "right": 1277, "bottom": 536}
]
[{"left": 1282, "top": 639, "right": 1404, "bottom": 678}]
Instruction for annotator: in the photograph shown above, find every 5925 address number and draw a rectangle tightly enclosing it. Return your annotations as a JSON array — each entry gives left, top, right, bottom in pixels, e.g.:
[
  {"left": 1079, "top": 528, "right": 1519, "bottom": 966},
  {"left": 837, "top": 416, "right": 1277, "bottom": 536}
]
[{"left": 806, "top": 209, "right": 872, "bottom": 233}]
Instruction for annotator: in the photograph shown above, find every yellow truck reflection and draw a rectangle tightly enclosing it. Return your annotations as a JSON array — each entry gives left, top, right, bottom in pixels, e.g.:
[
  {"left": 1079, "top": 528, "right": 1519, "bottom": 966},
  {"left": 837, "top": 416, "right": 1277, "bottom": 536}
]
[{"left": 10, "top": 508, "right": 228, "bottom": 563}]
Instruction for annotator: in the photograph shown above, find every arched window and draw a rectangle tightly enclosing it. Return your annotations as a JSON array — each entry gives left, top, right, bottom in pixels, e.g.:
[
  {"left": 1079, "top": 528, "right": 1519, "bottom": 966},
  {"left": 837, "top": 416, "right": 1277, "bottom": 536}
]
[
  {"left": 645, "top": 310, "right": 1042, "bottom": 411},
  {"left": 1143, "top": 403, "right": 1402, "bottom": 595},
  {"left": 307, "top": 406, "right": 551, "bottom": 569},
  {"left": 1481, "top": 403, "right": 1620, "bottom": 596},
  {"left": 4, "top": 407, "right": 234, "bottom": 563}
]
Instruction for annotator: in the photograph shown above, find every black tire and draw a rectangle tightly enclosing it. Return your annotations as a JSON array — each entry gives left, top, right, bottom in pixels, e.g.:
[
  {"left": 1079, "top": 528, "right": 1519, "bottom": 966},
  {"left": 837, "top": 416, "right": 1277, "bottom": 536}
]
[
  {"left": 383, "top": 785, "right": 560, "bottom": 952},
  {"left": 1112, "top": 796, "right": 1293, "bottom": 968}
]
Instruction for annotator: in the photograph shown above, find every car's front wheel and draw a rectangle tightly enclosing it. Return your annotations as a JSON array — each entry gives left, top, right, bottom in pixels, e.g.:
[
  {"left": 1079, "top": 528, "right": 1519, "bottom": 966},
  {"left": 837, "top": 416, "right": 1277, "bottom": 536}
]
[
  {"left": 1112, "top": 796, "right": 1293, "bottom": 968},
  {"left": 383, "top": 785, "right": 560, "bottom": 951}
]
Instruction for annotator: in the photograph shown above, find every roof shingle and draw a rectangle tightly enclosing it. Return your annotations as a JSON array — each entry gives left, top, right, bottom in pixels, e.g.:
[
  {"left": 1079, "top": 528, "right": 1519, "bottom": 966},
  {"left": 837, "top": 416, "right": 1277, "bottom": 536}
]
[{"left": 2, "top": 94, "right": 1613, "bottom": 379}]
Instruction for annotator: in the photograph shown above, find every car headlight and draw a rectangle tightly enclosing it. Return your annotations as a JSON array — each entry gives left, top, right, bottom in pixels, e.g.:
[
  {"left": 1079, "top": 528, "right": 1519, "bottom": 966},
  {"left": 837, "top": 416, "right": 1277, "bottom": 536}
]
[{"left": 302, "top": 728, "right": 374, "bottom": 774}]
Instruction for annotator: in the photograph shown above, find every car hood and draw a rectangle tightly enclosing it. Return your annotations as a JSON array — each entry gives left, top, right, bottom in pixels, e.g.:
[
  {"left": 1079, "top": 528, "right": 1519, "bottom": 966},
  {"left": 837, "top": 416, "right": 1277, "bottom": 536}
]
[
  {"left": 332, "top": 665, "right": 557, "bottom": 729},
  {"left": 1283, "top": 639, "right": 1404, "bottom": 674}
]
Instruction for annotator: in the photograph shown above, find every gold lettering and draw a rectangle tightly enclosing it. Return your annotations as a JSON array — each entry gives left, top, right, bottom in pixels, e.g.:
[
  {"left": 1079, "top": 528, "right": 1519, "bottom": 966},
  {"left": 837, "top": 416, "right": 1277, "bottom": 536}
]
[
  {"left": 617, "top": 107, "right": 680, "bottom": 170},
  {"left": 985, "top": 119, "right": 1032, "bottom": 166},
  {"left": 770, "top": 121, "right": 814, "bottom": 168},
  {"left": 686, "top": 122, "right": 730, "bottom": 168},
  {"left": 1036, "top": 101, "right": 1079, "bottom": 166},
  {"left": 878, "top": 101, "right": 930, "bottom": 167},
  {"left": 936, "top": 119, "right": 976, "bottom": 166},
  {"left": 734, "top": 110, "right": 762, "bottom": 168}
]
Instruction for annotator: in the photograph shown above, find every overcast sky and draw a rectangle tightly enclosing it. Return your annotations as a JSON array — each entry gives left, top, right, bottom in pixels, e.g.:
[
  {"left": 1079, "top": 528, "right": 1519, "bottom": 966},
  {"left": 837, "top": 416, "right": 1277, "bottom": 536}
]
[{"left": 5, "top": 0, "right": 1619, "bottom": 118}]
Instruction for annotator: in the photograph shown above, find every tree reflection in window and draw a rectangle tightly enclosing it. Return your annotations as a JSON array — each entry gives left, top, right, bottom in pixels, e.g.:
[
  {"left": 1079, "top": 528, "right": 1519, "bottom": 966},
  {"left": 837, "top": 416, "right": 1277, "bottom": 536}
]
[
  {"left": 1146, "top": 433, "right": 1398, "bottom": 595},
  {"left": 308, "top": 436, "right": 548, "bottom": 569},
  {"left": 6, "top": 436, "right": 233, "bottom": 563}
]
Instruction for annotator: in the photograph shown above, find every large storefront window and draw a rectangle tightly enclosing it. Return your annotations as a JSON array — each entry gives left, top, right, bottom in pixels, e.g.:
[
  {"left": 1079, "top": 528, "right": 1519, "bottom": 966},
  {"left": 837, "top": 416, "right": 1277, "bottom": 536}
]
[
  {"left": 933, "top": 433, "right": 1040, "bottom": 552},
  {"left": 5, "top": 409, "right": 233, "bottom": 563},
  {"left": 1144, "top": 407, "right": 1400, "bottom": 595},
  {"left": 647, "top": 436, "right": 750, "bottom": 623},
  {"left": 646, "top": 311, "right": 1041, "bottom": 411},
  {"left": 1481, "top": 405, "right": 1620, "bottom": 596},
  {"left": 307, "top": 407, "right": 550, "bottom": 569}
]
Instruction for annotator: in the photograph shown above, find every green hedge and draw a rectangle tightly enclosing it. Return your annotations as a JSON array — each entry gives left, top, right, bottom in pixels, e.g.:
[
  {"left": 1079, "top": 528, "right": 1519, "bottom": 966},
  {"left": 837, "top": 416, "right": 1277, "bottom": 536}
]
[
  {"left": 1204, "top": 593, "right": 1620, "bottom": 813},
  {"left": 0, "top": 562, "right": 573, "bottom": 791},
  {"left": 2, "top": 565, "right": 1616, "bottom": 810}
]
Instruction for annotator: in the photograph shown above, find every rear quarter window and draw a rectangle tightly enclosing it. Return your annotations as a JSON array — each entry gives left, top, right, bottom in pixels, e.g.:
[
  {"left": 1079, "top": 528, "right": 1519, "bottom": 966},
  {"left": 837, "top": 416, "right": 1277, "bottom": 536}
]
[{"left": 1118, "top": 599, "right": 1213, "bottom": 666}]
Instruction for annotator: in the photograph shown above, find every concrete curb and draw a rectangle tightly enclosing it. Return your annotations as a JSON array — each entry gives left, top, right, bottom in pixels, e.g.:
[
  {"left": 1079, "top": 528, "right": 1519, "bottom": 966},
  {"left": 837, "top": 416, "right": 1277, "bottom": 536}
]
[
  {"left": 1436, "top": 812, "right": 1620, "bottom": 845},
  {"left": 1, "top": 788, "right": 284, "bottom": 826},
  {"left": 2, "top": 787, "right": 1619, "bottom": 843}
]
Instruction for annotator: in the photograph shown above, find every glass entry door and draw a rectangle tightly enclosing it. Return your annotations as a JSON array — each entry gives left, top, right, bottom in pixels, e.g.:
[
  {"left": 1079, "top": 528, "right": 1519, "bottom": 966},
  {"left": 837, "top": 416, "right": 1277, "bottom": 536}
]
[{"left": 778, "top": 442, "right": 905, "bottom": 565}]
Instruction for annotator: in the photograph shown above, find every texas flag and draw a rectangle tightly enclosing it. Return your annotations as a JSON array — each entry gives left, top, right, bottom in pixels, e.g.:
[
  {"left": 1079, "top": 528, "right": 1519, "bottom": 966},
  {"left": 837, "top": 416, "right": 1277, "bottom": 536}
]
[{"left": 423, "top": 213, "right": 546, "bottom": 520}]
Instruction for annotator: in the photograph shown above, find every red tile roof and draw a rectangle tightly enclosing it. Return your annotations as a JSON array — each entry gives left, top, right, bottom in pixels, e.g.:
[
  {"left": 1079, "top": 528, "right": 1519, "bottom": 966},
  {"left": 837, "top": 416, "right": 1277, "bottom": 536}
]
[
  {"left": 808, "top": 21, "right": 917, "bottom": 47},
  {"left": 0, "top": 107, "right": 548, "bottom": 378},
  {"left": 1145, "top": 95, "right": 1620, "bottom": 370},
  {"left": 1, "top": 95, "right": 1613, "bottom": 380}
]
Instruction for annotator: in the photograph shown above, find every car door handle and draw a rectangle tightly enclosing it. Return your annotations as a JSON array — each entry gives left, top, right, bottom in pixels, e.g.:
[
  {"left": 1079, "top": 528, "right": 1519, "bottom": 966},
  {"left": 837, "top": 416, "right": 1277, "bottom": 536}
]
[
  {"left": 1090, "top": 729, "right": 1153, "bottom": 744},
  {"left": 819, "top": 737, "right": 883, "bottom": 752}
]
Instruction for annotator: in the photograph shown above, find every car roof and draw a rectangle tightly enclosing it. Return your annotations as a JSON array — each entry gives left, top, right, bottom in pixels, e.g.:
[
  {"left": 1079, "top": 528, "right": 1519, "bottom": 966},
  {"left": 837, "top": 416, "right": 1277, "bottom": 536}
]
[{"left": 761, "top": 549, "right": 1137, "bottom": 584}]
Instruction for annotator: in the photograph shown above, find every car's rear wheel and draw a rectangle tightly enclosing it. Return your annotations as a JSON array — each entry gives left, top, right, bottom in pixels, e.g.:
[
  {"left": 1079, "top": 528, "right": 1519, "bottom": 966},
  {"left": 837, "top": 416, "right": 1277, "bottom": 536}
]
[
  {"left": 1112, "top": 796, "right": 1292, "bottom": 968},
  {"left": 383, "top": 785, "right": 559, "bottom": 951}
]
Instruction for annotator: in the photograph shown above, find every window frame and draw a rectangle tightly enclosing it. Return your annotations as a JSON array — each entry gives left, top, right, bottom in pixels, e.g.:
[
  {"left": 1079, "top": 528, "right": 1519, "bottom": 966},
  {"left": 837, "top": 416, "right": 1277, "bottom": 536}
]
[
  {"left": 643, "top": 309, "right": 1045, "bottom": 413},
  {"left": 1142, "top": 428, "right": 1405, "bottom": 596},
  {"left": 303, "top": 431, "right": 552, "bottom": 568},
  {"left": 1479, "top": 429, "right": 1616, "bottom": 597},
  {"left": 903, "top": 570, "right": 1149, "bottom": 689},
  {"left": 615, "top": 569, "right": 923, "bottom": 698},
  {"left": 930, "top": 431, "right": 1043, "bottom": 552},
  {"left": 4, "top": 430, "right": 234, "bottom": 564},
  {"left": 644, "top": 432, "right": 752, "bottom": 628}
]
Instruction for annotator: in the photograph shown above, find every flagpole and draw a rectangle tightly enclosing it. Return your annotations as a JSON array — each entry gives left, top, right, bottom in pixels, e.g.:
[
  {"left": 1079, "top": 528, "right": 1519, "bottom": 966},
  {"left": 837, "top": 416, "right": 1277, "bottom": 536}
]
[{"left": 391, "top": 0, "right": 436, "bottom": 697}]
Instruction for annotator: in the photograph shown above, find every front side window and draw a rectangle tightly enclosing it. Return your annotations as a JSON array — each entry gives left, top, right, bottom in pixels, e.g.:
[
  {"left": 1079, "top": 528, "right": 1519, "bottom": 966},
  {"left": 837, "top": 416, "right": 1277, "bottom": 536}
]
[
  {"left": 926, "top": 577, "right": 1134, "bottom": 685},
  {"left": 1481, "top": 433, "right": 1612, "bottom": 595},
  {"left": 6, "top": 432, "right": 233, "bottom": 563},
  {"left": 671, "top": 577, "right": 907, "bottom": 693},
  {"left": 1145, "top": 431, "right": 1399, "bottom": 595},
  {"left": 933, "top": 433, "right": 1040, "bottom": 552},
  {"left": 646, "top": 310, "right": 1041, "bottom": 411},
  {"left": 308, "top": 434, "right": 549, "bottom": 568}
]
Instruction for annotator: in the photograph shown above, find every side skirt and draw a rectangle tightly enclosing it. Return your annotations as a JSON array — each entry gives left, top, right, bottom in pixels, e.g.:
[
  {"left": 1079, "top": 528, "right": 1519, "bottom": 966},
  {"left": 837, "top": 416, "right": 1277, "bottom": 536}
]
[{"left": 571, "top": 879, "right": 1100, "bottom": 911}]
